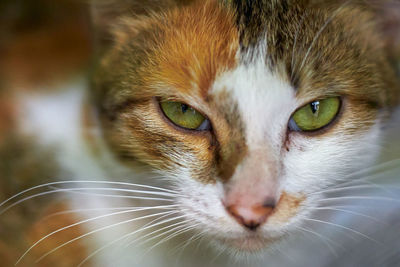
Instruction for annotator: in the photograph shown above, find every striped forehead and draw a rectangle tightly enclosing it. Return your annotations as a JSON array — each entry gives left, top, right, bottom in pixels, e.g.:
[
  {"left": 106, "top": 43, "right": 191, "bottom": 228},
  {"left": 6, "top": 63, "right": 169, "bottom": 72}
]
[{"left": 211, "top": 44, "right": 297, "bottom": 151}]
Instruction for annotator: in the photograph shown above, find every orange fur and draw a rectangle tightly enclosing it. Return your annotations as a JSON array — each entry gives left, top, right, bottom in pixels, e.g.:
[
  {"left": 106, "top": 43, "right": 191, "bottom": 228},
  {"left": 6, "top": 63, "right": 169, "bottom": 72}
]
[
  {"left": 268, "top": 192, "right": 306, "bottom": 224},
  {"left": 142, "top": 0, "right": 238, "bottom": 99}
]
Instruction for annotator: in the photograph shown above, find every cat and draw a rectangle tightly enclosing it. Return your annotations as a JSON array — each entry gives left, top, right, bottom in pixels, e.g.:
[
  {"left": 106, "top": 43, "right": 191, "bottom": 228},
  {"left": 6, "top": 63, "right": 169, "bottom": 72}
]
[{"left": 1, "top": 0, "right": 400, "bottom": 266}]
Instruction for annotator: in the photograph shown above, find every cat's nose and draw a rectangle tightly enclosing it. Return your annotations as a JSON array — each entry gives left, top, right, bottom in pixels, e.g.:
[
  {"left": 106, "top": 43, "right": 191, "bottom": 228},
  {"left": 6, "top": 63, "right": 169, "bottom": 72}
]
[{"left": 225, "top": 198, "right": 276, "bottom": 231}]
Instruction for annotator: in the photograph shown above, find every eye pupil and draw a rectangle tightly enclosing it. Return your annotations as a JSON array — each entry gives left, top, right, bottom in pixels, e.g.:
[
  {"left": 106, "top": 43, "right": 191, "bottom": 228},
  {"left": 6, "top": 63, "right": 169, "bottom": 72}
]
[
  {"left": 310, "top": 101, "right": 320, "bottom": 114},
  {"left": 181, "top": 104, "right": 189, "bottom": 113}
]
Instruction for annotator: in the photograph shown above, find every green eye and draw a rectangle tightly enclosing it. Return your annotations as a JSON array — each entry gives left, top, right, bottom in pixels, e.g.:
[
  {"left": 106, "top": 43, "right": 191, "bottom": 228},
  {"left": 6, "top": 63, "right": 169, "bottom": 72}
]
[
  {"left": 290, "top": 97, "right": 341, "bottom": 132},
  {"left": 160, "top": 101, "right": 209, "bottom": 130}
]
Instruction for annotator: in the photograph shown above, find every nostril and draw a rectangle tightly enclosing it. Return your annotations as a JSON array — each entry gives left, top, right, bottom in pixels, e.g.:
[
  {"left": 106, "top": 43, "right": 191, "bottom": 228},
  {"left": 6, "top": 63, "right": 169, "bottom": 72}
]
[
  {"left": 225, "top": 203, "right": 275, "bottom": 231},
  {"left": 226, "top": 205, "right": 260, "bottom": 231},
  {"left": 262, "top": 198, "right": 276, "bottom": 209}
]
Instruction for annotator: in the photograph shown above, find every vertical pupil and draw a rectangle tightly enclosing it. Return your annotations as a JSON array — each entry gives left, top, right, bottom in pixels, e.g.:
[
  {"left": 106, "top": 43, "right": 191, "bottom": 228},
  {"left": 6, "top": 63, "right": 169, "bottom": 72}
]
[
  {"left": 311, "top": 101, "right": 320, "bottom": 114},
  {"left": 181, "top": 104, "right": 189, "bottom": 113}
]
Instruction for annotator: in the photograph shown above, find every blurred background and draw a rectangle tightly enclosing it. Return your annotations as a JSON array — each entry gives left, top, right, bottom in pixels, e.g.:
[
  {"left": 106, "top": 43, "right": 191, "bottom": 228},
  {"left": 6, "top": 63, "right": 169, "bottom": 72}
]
[
  {"left": 0, "top": 0, "right": 91, "bottom": 91},
  {"left": 0, "top": 0, "right": 92, "bottom": 201},
  {"left": 0, "top": 1, "right": 93, "bottom": 266}
]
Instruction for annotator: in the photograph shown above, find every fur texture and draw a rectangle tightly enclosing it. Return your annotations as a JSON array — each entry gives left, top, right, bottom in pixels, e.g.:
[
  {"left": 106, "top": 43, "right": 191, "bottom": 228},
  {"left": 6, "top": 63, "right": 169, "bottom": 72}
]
[
  {"left": 1, "top": 0, "right": 399, "bottom": 266},
  {"left": 88, "top": 0, "right": 399, "bottom": 262}
]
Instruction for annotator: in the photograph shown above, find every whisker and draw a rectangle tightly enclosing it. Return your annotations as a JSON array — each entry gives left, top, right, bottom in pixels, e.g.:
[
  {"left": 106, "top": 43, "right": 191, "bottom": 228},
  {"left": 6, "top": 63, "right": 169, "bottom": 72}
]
[
  {"left": 172, "top": 229, "right": 208, "bottom": 267},
  {"left": 294, "top": 225, "right": 339, "bottom": 257},
  {"left": 48, "top": 186, "right": 177, "bottom": 198},
  {"left": 34, "top": 210, "right": 180, "bottom": 264},
  {"left": 118, "top": 211, "right": 180, "bottom": 248},
  {"left": 303, "top": 218, "right": 381, "bottom": 245},
  {"left": 311, "top": 204, "right": 381, "bottom": 210},
  {"left": 57, "top": 189, "right": 174, "bottom": 202},
  {"left": 309, "top": 183, "right": 400, "bottom": 196},
  {"left": 126, "top": 224, "right": 195, "bottom": 267},
  {"left": 141, "top": 225, "right": 197, "bottom": 258},
  {"left": 76, "top": 214, "right": 186, "bottom": 267},
  {"left": 208, "top": 238, "right": 226, "bottom": 265},
  {"left": 194, "top": 234, "right": 207, "bottom": 253},
  {"left": 316, "top": 195, "right": 400, "bottom": 204},
  {"left": 40, "top": 205, "right": 178, "bottom": 221},
  {"left": 0, "top": 180, "right": 178, "bottom": 210},
  {"left": 361, "top": 181, "right": 400, "bottom": 196},
  {"left": 172, "top": 229, "right": 205, "bottom": 257},
  {"left": 331, "top": 158, "right": 400, "bottom": 189},
  {"left": 55, "top": 189, "right": 174, "bottom": 202},
  {"left": 309, "top": 207, "right": 385, "bottom": 224},
  {"left": 133, "top": 221, "right": 195, "bottom": 249},
  {"left": 1, "top": 188, "right": 174, "bottom": 215},
  {"left": 15, "top": 207, "right": 177, "bottom": 265},
  {"left": 124, "top": 219, "right": 191, "bottom": 248}
]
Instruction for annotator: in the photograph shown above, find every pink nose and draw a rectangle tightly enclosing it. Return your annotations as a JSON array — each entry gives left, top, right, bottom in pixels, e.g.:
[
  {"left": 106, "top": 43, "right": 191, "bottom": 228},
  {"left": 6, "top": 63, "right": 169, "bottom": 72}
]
[{"left": 225, "top": 199, "right": 276, "bottom": 230}]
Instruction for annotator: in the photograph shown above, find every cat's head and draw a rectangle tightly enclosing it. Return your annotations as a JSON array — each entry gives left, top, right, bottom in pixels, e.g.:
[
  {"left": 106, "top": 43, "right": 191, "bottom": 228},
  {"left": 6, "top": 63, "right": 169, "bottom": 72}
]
[{"left": 91, "top": 0, "right": 400, "bottom": 252}]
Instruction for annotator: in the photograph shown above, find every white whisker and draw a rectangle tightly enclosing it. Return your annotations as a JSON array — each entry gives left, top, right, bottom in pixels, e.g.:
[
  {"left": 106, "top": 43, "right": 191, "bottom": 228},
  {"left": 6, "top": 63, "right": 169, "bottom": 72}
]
[
  {"left": 208, "top": 238, "right": 227, "bottom": 265},
  {"left": 118, "top": 211, "right": 180, "bottom": 247},
  {"left": 316, "top": 195, "right": 400, "bottom": 204},
  {"left": 57, "top": 189, "right": 174, "bottom": 202},
  {"left": 310, "top": 207, "right": 384, "bottom": 224},
  {"left": 15, "top": 207, "right": 177, "bottom": 265},
  {"left": 310, "top": 204, "right": 380, "bottom": 210},
  {"left": 76, "top": 214, "right": 187, "bottom": 267},
  {"left": 40, "top": 205, "right": 178, "bottom": 221},
  {"left": 172, "top": 229, "right": 207, "bottom": 265},
  {"left": 48, "top": 186, "right": 176, "bottom": 197},
  {"left": 309, "top": 183, "right": 400, "bottom": 196},
  {"left": 34, "top": 210, "right": 180, "bottom": 264},
  {"left": 1, "top": 188, "right": 174, "bottom": 215},
  {"left": 303, "top": 218, "right": 381, "bottom": 245},
  {"left": 141, "top": 224, "right": 197, "bottom": 258},
  {"left": 294, "top": 225, "right": 339, "bottom": 257},
  {"left": 124, "top": 219, "right": 193, "bottom": 248},
  {"left": 126, "top": 224, "right": 194, "bottom": 267},
  {"left": 47, "top": 185, "right": 176, "bottom": 202},
  {"left": 132, "top": 221, "right": 194, "bottom": 248},
  {"left": 0, "top": 180, "right": 178, "bottom": 210},
  {"left": 331, "top": 158, "right": 400, "bottom": 189}
]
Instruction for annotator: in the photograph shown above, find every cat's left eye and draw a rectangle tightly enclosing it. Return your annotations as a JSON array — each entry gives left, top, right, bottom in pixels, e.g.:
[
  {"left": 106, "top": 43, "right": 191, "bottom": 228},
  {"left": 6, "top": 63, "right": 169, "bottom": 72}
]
[
  {"left": 289, "top": 97, "right": 341, "bottom": 132},
  {"left": 160, "top": 101, "right": 210, "bottom": 131}
]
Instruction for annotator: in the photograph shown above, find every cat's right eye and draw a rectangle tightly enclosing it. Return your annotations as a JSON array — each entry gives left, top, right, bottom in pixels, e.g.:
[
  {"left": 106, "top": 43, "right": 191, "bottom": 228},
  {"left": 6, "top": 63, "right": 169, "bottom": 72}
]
[{"left": 160, "top": 101, "right": 211, "bottom": 131}]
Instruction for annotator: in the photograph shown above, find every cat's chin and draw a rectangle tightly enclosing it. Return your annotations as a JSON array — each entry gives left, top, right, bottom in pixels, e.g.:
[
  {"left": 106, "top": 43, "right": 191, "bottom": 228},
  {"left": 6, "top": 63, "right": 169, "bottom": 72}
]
[{"left": 216, "top": 234, "right": 283, "bottom": 253}]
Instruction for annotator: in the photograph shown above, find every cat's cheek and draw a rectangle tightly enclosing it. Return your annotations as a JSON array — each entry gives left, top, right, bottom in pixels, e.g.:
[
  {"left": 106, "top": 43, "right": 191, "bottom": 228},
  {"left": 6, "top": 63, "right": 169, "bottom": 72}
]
[
  {"left": 104, "top": 101, "right": 220, "bottom": 181},
  {"left": 278, "top": 117, "right": 383, "bottom": 232},
  {"left": 280, "top": 122, "right": 383, "bottom": 223}
]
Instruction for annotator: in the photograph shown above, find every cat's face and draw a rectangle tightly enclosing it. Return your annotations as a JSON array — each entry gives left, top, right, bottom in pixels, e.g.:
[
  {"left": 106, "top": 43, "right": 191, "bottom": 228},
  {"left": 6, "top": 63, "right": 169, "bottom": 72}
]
[{"left": 92, "top": 0, "right": 399, "bottom": 252}]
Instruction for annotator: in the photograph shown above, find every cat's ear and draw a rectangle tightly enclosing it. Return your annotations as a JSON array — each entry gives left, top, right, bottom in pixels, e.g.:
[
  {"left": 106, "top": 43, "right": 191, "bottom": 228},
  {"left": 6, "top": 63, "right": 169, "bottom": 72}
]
[{"left": 90, "top": 0, "right": 194, "bottom": 48}]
